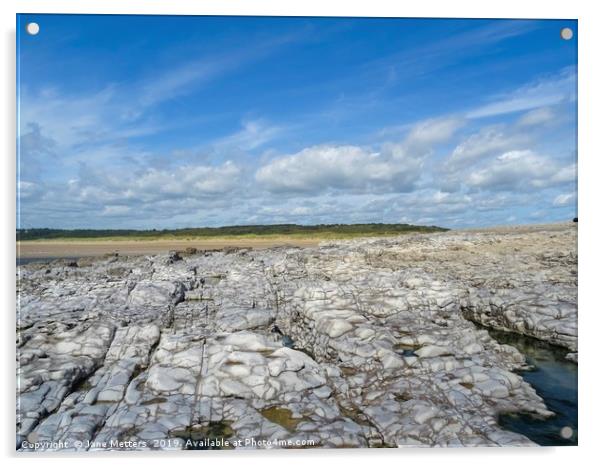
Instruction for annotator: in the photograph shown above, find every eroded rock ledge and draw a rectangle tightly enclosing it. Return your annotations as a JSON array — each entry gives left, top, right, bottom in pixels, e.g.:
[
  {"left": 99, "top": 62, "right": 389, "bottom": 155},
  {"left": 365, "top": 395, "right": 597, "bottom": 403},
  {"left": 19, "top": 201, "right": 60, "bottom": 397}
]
[{"left": 16, "top": 224, "right": 577, "bottom": 450}]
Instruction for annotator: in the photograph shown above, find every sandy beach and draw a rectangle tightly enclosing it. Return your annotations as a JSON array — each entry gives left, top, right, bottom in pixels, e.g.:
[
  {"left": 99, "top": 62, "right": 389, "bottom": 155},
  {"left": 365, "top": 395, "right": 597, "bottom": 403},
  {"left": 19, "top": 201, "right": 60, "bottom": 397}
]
[{"left": 17, "top": 238, "right": 324, "bottom": 259}]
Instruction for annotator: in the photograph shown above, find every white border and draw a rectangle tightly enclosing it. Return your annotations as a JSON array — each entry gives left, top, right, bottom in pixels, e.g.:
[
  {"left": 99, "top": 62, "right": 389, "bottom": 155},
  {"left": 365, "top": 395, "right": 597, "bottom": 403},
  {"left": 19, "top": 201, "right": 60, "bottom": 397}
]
[
  {"left": 0, "top": 0, "right": 585, "bottom": 18},
  {"left": 2, "top": 1, "right": 601, "bottom": 466}
]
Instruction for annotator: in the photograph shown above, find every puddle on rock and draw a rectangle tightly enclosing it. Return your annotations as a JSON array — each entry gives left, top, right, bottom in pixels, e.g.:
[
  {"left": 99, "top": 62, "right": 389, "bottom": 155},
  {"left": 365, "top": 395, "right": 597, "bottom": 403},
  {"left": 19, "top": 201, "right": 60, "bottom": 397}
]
[{"left": 260, "top": 406, "right": 302, "bottom": 432}]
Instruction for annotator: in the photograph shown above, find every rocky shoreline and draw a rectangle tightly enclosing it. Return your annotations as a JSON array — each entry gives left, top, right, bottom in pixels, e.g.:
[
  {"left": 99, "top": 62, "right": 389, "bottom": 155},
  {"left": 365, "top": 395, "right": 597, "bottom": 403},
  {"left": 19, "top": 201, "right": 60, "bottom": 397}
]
[{"left": 16, "top": 224, "right": 577, "bottom": 450}]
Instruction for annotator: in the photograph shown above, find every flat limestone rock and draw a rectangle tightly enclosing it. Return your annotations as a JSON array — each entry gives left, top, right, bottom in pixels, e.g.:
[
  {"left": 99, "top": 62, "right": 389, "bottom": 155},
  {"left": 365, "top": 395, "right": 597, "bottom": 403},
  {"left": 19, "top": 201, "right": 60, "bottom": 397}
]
[{"left": 16, "top": 224, "right": 576, "bottom": 450}]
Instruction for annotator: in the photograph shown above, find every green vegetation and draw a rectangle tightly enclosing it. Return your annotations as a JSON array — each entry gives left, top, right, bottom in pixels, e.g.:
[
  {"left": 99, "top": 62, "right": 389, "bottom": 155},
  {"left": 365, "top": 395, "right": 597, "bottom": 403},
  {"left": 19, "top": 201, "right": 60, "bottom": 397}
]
[{"left": 17, "top": 223, "right": 448, "bottom": 241}]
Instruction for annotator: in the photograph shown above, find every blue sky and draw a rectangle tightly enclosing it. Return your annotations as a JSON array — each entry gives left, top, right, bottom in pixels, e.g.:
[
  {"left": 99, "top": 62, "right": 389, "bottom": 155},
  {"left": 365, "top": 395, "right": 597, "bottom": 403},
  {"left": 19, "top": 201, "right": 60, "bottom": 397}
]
[{"left": 17, "top": 15, "right": 577, "bottom": 229}]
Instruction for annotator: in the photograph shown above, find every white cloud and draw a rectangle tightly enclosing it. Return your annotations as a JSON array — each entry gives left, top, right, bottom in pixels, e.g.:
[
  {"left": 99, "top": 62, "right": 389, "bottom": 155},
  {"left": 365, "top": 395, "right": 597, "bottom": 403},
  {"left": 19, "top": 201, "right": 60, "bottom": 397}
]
[
  {"left": 215, "top": 120, "right": 283, "bottom": 151},
  {"left": 364, "top": 20, "right": 537, "bottom": 89},
  {"left": 17, "top": 181, "right": 42, "bottom": 201},
  {"left": 403, "top": 117, "right": 464, "bottom": 149},
  {"left": 20, "top": 87, "right": 119, "bottom": 150},
  {"left": 545, "top": 163, "right": 577, "bottom": 187},
  {"left": 131, "top": 161, "right": 242, "bottom": 198},
  {"left": 139, "top": 61, "right": 225, "bottom": 108},
  {"left": 517, "top": 107, "right": 556, "bottom": 127},
  {"left": 256, "top": 145, "right": 414, "bottom": 193},
  {"left": 464, "top": 150, "right": 575, "bottom": 191},
  {"left": 256, "top": 117, "right": 463, "bottom": 195},
  {"left": 440, "top": 107, "right": 576, "bottom": 194},
  {"left": 553, "top": 192, "right": 576, "bottom": 206},
  {"left": 18, "top": 32, "right": 308, "bottom": 167},
  {"left": 100, "top": 205, "right": 132, "bottom": 217},
  {"left": 60, "top": 160, "right": 243, "bottom": 212},
  {"left": 467, "top": 67, "right": 576, "bottom": 119},
  {"left": 446, "top": 126, "right": 530, "bottom": 168},
  {"left": 137, "top": 31, "right": 311, "bottom": 110}
]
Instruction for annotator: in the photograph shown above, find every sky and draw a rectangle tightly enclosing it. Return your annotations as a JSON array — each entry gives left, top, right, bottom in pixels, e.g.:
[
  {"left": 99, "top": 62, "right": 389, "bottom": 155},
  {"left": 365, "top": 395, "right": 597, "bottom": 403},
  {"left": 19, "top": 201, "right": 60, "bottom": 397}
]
[{"left": 16, "top": 15, "right": 577, "bottom": 229}]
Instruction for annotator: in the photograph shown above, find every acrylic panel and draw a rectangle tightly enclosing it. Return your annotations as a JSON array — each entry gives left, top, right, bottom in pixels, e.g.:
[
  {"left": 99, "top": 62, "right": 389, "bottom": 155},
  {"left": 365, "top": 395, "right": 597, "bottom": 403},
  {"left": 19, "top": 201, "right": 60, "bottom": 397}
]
[{"left": 16, "top": 14, "right": 578, "bottom": 451}]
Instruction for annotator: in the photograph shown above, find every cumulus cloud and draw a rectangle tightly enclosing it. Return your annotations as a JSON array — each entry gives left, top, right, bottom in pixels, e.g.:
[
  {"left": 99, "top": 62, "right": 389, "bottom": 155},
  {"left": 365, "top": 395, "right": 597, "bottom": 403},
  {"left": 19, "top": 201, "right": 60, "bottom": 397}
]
[
  {"left": 464, "top": 150, "right": 575, "bottom": 192},
  {"left": 255, "top": 145, "right": 411, "bottom": 193},
  {"left": 19, "top": 159, "right": 247, "bottom": 229},
  {"left": 440, "top": 108, "right": 575, "bottom": 195},
  {"left": 253, "top": 189, "right": 542, "bottom": 229},
  {"left": 256, "top": 117, "right": 462, "bottom": 195},
  {"left": 53, "top": 160, "right": 243, "bottom": 218},
  {"left": 131, "top": 162, "right": 242, "bottom": 198}
]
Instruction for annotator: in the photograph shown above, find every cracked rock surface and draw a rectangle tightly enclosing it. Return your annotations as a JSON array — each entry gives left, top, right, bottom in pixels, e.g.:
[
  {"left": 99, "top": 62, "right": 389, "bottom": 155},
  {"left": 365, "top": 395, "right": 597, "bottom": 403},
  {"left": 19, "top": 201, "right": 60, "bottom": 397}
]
[{"left": 16, "top": 223, "right": 577, "bottom": 450}]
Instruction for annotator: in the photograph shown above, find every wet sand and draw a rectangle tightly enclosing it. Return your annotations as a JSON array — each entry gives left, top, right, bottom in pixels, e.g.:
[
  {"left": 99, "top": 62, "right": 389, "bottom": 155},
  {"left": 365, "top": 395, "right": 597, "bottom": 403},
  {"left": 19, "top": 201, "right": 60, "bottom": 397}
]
[{"left": 17, "top": 238, "right": 323, "bottom": 259}]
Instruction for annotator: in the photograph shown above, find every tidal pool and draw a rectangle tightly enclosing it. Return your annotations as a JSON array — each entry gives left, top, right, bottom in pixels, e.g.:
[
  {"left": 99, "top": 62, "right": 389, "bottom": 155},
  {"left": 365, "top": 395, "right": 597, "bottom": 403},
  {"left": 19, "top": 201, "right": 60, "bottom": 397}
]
[{"left": 487, "top": 328, "right": 578, "bottom": 446}]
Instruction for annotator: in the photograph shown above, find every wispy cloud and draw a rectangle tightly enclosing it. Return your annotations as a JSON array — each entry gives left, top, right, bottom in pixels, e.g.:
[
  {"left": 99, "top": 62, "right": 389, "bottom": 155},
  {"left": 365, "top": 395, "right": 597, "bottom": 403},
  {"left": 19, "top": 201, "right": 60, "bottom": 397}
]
[
  {"left": 135, "top": 29, "right": 314, "bottom": 111},
  {"left": 445, "top": 125, "right": 532, "bottom": 169},
  {"left": 362, "top": 20, "right": 539, "bottom": 83},
  {"left": 214, "top": 119, "right": 285, "bottom": 151},
  {"left": 20, "top": 29, "right": 313, "bottom": 155},
  {"left": 467, "top": 67, "right": 576, "bottom": 119}
]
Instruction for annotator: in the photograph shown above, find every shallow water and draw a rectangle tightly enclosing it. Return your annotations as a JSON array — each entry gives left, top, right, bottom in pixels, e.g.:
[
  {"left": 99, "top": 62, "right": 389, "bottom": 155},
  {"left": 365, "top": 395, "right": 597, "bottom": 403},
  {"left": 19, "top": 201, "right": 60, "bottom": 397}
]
[{"left": 487, "top": 328, "right": 578, "bottom": 446}]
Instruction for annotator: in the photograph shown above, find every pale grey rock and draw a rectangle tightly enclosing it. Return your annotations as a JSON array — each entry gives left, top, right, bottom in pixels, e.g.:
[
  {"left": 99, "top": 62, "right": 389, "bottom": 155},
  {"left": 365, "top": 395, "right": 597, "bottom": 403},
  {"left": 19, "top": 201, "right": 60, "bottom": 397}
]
[
  {"left": 16, "top": 224, "right": 576, "bottom": 450},
  {"left": 415, "top": 345, "right": 452, "bottom": 358}
]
